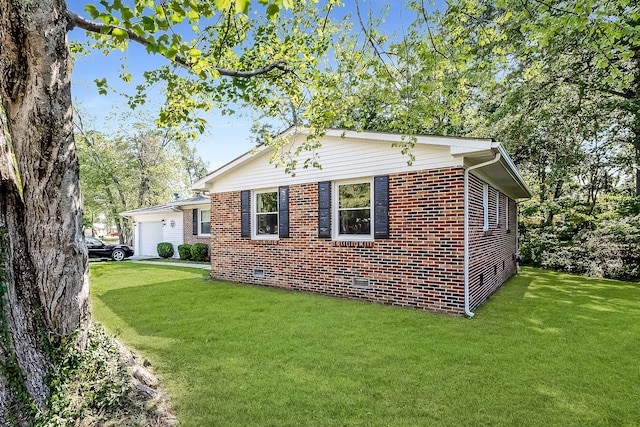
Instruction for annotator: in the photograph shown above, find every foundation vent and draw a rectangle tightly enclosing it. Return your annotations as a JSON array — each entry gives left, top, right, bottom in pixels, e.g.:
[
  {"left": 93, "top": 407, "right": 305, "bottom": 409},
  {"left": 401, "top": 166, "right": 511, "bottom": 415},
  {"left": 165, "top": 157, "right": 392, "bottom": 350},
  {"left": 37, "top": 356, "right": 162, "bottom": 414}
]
[
  {"left": 352, "top": 278, "right": 371, "bottom": 289},
  {"left": 253, "top": 269, "right": 265, "bottom": 279}
]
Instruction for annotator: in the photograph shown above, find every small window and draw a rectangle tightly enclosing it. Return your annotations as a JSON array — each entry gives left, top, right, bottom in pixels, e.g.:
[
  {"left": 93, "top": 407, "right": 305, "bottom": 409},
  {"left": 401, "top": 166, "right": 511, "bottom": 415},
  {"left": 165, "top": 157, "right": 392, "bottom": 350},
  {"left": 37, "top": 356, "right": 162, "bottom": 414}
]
[
  {"left": 505, "top": 197, "right": 510, "bottom": 230},
  {"left": 254, "top": 190, "right": 278, "bottom": 238},
  {"left": 483, "top": 183, "right": 489, "bottom": 231},
  {"left": 334, "top": 180, "right": 373, "bottom": 240},
  {"left": 200, "top": 209, "right": 211, "bottom": 235}
]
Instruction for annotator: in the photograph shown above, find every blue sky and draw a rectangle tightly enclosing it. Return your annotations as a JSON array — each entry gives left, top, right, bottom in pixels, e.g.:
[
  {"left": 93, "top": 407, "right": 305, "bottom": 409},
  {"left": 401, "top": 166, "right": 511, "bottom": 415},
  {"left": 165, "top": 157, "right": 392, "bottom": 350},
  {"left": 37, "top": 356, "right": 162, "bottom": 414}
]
[{"left": 66, "top": 1, "right": 417, "bottom": 171}]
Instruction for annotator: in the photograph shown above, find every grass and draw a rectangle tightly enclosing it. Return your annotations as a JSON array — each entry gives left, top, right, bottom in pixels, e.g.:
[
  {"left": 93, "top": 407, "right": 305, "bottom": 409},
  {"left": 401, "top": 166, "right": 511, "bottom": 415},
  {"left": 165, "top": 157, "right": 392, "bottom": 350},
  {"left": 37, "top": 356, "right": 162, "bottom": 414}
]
[{"left": 89, "top": 264, "right": 640, "bottom": 426}]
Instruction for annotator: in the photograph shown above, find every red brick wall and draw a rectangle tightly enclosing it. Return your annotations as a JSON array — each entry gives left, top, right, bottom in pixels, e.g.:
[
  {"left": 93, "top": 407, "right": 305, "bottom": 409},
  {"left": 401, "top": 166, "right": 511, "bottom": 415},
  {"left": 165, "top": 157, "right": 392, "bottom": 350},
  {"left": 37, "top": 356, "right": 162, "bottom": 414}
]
[
  {"left": 467, "top": 174, "right": 518, "bottom": 312},
  {"left": 209, "top": 167, "right": 517, "bottom": 315},
  {"left": 183, "top": 209, "right": 211, "bottom": 246}
]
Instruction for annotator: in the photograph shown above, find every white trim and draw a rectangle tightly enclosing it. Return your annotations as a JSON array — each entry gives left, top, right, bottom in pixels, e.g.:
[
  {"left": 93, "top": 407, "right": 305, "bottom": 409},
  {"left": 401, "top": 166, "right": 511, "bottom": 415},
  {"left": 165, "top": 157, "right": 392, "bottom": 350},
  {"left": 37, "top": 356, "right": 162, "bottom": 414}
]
[
  {"left": 332, "top": 178, "right": 374, "bottom": 242},
  {"left": 496, "top": 191, "right": 500, "bottom": 225},
  {"left": 198, "top": 208, "right": 211, "bottom": 237},
  {"left": 483, "top": 183, "right": 489, "bottom": 232},
  {"left": 505, "top": 197, "right": 510, "bottom": 230},
  {"left": 251, "top": 188, "right": 279, "bottom": 240}
]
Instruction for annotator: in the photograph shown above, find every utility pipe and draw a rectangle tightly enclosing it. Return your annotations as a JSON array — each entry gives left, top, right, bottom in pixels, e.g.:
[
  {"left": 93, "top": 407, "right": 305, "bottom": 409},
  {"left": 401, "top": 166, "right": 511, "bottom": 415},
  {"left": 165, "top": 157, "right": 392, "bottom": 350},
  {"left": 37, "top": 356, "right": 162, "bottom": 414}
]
[{"left": 463, "top": 151, "right": 501, "bottom": 317}]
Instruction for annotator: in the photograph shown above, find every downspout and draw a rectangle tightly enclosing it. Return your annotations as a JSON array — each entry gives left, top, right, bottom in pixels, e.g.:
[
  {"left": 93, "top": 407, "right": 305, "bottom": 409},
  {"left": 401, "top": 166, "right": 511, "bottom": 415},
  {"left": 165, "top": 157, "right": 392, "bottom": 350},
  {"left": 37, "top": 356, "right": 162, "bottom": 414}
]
[{"left": 464, "top": 151, "right": 501, "bottom": 317}]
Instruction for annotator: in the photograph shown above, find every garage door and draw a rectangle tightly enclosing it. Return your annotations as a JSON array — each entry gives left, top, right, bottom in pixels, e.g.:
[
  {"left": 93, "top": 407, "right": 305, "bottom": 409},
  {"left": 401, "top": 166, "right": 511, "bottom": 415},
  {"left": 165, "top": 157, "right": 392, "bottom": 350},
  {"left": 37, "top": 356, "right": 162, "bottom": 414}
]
[{"left": 138, "top": 222, "right": 164, "bottom": 257}]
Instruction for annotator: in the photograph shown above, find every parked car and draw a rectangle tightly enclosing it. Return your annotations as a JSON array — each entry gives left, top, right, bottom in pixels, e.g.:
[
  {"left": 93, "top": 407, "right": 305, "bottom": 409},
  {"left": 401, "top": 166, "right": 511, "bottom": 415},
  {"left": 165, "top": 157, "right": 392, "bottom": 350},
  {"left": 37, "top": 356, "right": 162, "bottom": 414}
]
[{"left": 85, "top": 236, "right": 134, "bottom": 261}]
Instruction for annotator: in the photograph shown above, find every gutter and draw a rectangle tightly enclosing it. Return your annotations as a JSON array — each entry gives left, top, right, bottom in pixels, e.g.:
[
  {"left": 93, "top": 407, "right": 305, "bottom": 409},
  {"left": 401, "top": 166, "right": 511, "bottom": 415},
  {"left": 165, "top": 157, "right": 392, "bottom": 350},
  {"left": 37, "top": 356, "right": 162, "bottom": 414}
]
[{"left": 463, "top": 151, "right": 501, "bottom": 318}]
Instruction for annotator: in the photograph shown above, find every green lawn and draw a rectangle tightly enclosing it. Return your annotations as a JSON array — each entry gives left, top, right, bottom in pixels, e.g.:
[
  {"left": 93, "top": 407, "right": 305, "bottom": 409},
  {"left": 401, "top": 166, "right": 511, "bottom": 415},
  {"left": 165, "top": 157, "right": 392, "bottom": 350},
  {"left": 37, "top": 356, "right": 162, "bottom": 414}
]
[{"left": 90, "top": 263, "right": 640, "bottom": 426}]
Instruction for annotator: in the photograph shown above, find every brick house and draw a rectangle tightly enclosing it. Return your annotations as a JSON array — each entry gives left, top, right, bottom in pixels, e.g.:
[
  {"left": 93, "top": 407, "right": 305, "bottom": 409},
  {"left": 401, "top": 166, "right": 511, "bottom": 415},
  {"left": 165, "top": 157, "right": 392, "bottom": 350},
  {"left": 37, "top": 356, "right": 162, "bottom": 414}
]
[
  {"left": 120, "top": 195, "right": 210, "bottom": 258},
  {"left": 193, "top": 128, "right": 531, "bottom": 315}
]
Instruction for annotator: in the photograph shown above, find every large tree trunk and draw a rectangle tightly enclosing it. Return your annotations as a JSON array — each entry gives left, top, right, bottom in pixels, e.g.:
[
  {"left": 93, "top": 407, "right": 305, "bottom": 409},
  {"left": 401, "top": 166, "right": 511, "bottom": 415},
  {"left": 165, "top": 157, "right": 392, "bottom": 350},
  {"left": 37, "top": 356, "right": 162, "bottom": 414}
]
[{"left": 0, "top": 0, "right": 89, "bottom": 422}]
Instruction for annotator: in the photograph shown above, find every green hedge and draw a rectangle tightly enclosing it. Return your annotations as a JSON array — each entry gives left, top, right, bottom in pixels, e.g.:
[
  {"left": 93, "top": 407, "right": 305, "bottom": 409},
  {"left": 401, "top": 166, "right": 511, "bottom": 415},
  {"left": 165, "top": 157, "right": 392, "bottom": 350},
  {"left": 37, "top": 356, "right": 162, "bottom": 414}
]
[
  {"left": 190, "top": 243, "right": 209, "bottom": 262},
  {"left": 157, "top": 242, "right": 174, "bottom": 259},
  {"left": 177, "top": 244, "right": 192, "bottom": 260}
]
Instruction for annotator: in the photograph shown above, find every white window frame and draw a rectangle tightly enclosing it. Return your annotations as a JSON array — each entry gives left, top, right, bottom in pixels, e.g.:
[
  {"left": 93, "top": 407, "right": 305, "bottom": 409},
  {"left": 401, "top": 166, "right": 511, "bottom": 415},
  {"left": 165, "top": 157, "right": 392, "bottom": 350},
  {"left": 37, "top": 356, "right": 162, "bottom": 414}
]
[
  {"left": 505, "top": 197, "right": 510, "bottom": 230},
  {"left": 483, "top": 183, "right": 489, "bottom": 232},
  {"left": 252, "top": 188, "right": 279, "bottom": 240},
  {"left": 199, "top": 209, "right": 211, "bottom": 236},
  {"left": 332, "top": 178, "right": 374, "bottom": 242}
]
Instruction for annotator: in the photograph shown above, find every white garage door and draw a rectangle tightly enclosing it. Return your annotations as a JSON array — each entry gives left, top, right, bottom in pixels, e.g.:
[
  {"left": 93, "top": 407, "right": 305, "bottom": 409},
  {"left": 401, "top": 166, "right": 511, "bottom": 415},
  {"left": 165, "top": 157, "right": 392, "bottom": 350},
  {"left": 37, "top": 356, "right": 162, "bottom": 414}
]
[{"left": 138, "top": 222, "right": 164, "bottom": 257}]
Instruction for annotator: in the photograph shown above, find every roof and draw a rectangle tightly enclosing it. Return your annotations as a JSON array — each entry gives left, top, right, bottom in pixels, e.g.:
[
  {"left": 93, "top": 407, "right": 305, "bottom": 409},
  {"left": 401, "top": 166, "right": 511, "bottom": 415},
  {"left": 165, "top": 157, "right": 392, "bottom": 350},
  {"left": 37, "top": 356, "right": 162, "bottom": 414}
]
[
  {"left": 192, "top": 127, "right": 531, "bottom": 199},
  {"left": 120, "top": 195, "right": 210, "bottom": 217}
]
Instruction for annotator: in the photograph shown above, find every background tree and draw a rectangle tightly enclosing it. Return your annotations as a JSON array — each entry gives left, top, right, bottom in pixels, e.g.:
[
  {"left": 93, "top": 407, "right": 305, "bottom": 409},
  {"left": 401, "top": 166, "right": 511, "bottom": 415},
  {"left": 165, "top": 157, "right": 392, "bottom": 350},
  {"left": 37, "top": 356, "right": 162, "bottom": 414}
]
[{"left": 76, "top": 109, "right": 207, "bottom": 244}]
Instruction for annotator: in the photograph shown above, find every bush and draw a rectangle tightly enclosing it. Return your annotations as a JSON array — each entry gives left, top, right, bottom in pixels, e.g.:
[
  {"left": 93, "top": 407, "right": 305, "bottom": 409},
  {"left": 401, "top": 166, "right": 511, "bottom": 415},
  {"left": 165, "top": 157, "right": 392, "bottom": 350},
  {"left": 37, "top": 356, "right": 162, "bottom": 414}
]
[
  {"left": 157, "top": 242, "right": 174, "bottom": 259},
  {"left": 579, "top": 215, "right": 640, "bottom": 281},
  {"left": 177, "top": 244, "right": 192, "bottom": 260},
  {"left": 190, "top": 243, "right": 209, "bottom": 262},
  {"left": 519, "top": 214, "right": 640, "bottom": 281}
]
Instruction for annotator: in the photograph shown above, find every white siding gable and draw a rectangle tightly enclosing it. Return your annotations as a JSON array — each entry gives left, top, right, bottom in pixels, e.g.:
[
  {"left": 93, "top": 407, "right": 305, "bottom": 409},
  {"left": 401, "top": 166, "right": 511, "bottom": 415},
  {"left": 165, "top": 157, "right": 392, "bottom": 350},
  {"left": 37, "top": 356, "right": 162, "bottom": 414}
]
[{"left": 208, "top": 134, "right": 461, "bottom": 193}]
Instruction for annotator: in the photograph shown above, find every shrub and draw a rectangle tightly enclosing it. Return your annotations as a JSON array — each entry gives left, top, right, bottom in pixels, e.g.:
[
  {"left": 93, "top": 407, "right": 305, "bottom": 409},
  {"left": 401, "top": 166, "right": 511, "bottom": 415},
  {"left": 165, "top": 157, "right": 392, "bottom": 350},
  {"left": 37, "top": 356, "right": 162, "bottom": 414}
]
[
  {"left": 177, "top": 244, "right": 192, "bottom": 260},
  {"left": 190, "top": 243, "right": 209, "bottom": 262},
  {"left": 519, "top": 214, "right": 640, "bottom": 281},
  {"left": 579, "top": 215, "right": 640, "bottom": 281},
  {"left": 157, "top": 242, "right": 174, "bottom": 259}
]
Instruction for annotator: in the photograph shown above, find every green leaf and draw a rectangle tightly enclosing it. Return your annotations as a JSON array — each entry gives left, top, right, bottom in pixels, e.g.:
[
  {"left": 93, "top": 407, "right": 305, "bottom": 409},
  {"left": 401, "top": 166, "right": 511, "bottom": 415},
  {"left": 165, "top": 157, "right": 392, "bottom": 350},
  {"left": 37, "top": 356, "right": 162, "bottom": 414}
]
[
  {"left": 94, "top": 78, "right": 108, "bottom": 95},
  {"left": 215, "top": 0, "right": 231, "bottom": 10},
  {"left": 235, "top": 0, "right": 250, "bottom": 14},
  {"left": 266, "top": 3, "right": 279, "bottom": 20},
  {"left": 141, "top": 16, "right": 155, "bottom": 31},
  {"left": 85, "top": 4, "right": 100, "bottom": 19},
  {"left": 188, "top": 10, "right": 199, "bottom": 21},
  {"left": 111, "top": 28, "right": 128, "bottom": 40}
]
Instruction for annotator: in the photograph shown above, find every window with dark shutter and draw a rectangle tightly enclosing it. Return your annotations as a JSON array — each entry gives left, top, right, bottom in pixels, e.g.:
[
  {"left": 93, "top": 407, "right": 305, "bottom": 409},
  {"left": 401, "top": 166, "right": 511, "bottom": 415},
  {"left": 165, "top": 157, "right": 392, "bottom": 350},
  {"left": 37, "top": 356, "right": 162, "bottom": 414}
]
[
  {"left": 318, "top": 181, "right": 331, "bottom": 238},
  {"left": 373, "top": 175, "right": 389, "bottom": 239},
  {"left": 241, "top": 190, "right": 250, "bottom": 238},
  {"left": 278, "top": 186, "right": 289, "bottom": 238},
  {"left": 192, "top": 209, "right": 198, "bottom": 236}
]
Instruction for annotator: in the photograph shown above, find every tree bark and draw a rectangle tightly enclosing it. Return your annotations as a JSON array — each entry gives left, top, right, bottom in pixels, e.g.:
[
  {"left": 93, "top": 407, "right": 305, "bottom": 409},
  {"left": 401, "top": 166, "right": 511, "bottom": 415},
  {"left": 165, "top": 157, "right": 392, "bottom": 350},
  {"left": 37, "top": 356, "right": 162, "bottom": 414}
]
[{"left": 0, "top": 0, "right": 90, "bottom": 421}]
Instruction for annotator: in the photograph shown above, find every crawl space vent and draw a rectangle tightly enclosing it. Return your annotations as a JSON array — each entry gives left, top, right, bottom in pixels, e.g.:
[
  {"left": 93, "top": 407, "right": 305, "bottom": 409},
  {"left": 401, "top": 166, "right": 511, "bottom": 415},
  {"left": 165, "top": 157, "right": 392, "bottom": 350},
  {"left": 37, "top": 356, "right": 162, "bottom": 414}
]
[
  {"left": 352, "top": 278, "right": 370, "bottom": 289},
  {"left": 253, "top": 269, "right": 265, "bottom": 279}
]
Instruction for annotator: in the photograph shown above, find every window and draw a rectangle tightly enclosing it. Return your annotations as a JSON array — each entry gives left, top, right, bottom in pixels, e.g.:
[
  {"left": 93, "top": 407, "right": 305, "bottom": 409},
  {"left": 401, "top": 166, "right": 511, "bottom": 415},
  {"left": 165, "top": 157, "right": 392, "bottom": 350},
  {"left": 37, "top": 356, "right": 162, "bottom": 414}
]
[
  {"left": 505, "top": 197, "right": 510, "bottom": 230},
  {"left": 199, "top": 209, "right": 211, "bottom": 235},
  {"left": 483, "top": 183, "right": 489, "bottom": 231},
  {"left": 496, "top": 191, "right": 500, "bottom": 225},
  {"left": 334, "top": 180, "right": 373, "bottom": 240},
  {"left": 254, "top": 190, "right": 278, "bottom": 238}
]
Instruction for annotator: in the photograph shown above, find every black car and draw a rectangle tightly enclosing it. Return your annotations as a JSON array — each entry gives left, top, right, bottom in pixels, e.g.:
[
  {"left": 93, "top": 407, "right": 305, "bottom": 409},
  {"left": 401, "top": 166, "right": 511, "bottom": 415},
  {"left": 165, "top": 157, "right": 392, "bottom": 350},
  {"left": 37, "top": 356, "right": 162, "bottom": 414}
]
[{"left": 85, "top": 236, "right": 134, "bottom": 261}]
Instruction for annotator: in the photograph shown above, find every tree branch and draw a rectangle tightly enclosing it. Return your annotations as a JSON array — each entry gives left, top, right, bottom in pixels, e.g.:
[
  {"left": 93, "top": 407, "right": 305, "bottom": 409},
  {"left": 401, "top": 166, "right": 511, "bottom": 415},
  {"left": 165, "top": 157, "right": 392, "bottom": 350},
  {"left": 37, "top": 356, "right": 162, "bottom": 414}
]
[{"left": 67, "top": 11, "right": 290, "bottom": 78}]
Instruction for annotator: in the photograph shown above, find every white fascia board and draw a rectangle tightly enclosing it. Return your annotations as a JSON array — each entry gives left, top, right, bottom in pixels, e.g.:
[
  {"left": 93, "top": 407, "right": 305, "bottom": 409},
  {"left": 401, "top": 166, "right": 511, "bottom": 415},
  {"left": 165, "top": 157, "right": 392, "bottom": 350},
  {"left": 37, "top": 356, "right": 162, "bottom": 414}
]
[
  {"left": 120, "top": 206, "right": 181, "bottom": 217},
  {"left": 496, "top": 144, "right": 532, "bottom": 198},
  {"left": 323, "top": 129, "right": 493, "bottom": 150}
]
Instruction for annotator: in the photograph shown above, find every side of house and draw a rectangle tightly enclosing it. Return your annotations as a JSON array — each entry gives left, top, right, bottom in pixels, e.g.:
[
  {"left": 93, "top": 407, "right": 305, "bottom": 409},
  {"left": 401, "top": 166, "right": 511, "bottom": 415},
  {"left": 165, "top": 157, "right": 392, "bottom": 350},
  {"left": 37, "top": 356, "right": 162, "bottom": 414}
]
[{"left": 194, "top": 128, "right": 530, "bottom": 314}]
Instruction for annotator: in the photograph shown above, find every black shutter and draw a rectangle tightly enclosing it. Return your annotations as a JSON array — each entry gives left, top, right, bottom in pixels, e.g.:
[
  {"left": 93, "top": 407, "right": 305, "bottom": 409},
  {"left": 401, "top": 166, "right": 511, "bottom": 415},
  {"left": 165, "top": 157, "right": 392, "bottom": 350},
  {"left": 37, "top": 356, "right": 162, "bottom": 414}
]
[
  {"left": 278, "top": 186, "right": 289, "bottom": 238},
  {"left": 374, "top": 175, "right": 389, "bottom": 239},
  {"left": 318, "top": 181, "right": 331, "bottom": 238},
  {"left": 241, "top": 190, "right": 250, "bottom": 238},
  {"left": 192, "top": 209, "right": 198, "bottom": 235}
]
